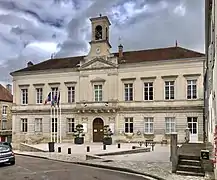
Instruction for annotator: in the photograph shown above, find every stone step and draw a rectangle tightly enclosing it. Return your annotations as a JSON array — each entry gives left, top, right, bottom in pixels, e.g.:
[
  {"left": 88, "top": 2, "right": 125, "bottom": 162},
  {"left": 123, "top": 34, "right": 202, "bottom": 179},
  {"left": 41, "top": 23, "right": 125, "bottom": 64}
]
[
  {"left": 179, "top": 155, "right": 200, "bottom": 161},
  {"left": 177, "top": 164, "right": 204, "bottom": 173},
  {"left": 179, "top": 159, "right": 201, "bottom": 166},
  {"left": 176, "top": 170, "right": 205, "bottom": 177}
]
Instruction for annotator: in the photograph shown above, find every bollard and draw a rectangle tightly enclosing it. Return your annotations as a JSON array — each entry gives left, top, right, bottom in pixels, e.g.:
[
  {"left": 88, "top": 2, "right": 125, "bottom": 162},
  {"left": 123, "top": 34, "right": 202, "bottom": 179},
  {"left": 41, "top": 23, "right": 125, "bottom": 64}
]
[
  {"left": 58, "top": 147, "right": 61, "bottom": 153},
  {"left": 103, "top": 144, "right": 106, "bottom": 150},
  {"left": 68, "top": 148, "right": 71, "bottom": 154},
  {"left": 87, "top": 146, "right": 90, "bottom": 152},
  {"left": 151, "top": 143, "right": 155, "bottom": 151},
  {"left": 118, "top": 143, "right": 120, "bottom": 148}
]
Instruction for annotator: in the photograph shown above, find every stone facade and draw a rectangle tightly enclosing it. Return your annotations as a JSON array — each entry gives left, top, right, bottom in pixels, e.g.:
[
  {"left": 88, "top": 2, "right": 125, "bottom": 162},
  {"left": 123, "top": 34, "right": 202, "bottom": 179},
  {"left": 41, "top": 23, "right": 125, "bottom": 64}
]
[
  {"left": 11, "top": 15, "right": 204, "bottom": 148},
  {"left": 0, "top": 85, "right": 13, "bottom": 142}
]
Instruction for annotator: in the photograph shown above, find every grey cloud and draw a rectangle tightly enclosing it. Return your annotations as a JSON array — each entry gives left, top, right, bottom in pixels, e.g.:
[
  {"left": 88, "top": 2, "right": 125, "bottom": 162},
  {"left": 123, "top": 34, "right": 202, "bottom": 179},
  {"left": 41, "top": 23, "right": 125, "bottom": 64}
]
[
  {"left": 0, "top": 0, "right": 204, "bottom": 83},
  {"left": 110, "top": 0, "right": 204, "bottom": 53}
]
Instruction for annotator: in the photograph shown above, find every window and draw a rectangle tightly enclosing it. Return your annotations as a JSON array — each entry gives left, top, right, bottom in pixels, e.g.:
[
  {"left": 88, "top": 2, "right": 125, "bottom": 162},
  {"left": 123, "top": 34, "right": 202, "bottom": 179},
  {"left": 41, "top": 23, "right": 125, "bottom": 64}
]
[
  {"left": 144, "top": 82, "right": 153, "bottom": 100},
  {"left": 124, "top": 83, "right": 133, "bottom": 101},
  {"left": 124, "top": 117, "right": 133, "bottom": 133},
  {"left": 67, "top": 118, "right": 75, "bottom": 132},
  {"left": 36, "top": 88, "right": 43, "bottom": 104},
  {"left": 165, "top": 117, "right": 176, "bottom": 134},
  {"left": 94, "top": 85, "right": 102, "bottom": 102},
  {"left": 21, "top": 89, "right": 28, "bottom": 105},
  {"left": 144, "top": 117, "right": 154, "bottom": 134},
  {"left": 2, "top": 118, "right": 7, "bottom": 130},
  {"left": 187, "top": 117, "right": 197, "bottom": 134},
  {"left": 35, "top": 118, "right": 42, "bottom": 132},
  {"left": 52, "top": 118, "right": 57, "bottom": 133},
  {"left": 68, "top": 87, "right": 75, "bottom": 103},
  {"left": 2, "top": 106, "right": 7, "bottom": 115},
  {"left": 165, "top": 81, "right": 174, "bottom": 100},
  {"left": 187, "top": 80, "right": 197, "bottom": 99},
  {"left": 21, "top": 118, "right": 28, "bottom": 132},
  {"left": 51, "top": 87, "right": 58, "bottom": 100}
]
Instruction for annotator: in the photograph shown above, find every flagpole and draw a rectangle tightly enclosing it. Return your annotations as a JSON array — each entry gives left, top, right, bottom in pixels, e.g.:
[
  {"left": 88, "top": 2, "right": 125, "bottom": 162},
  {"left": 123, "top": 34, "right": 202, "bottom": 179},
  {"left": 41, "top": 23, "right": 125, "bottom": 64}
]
[
  {"left": 54, "top": 105, "right": 56, "bottom": 142},
  {"left": 60, "top": 92, "right": 62, "bottom": 143},
  {"left": 50, "top": 106, "right": 52, "bottom": 142},
  {"left": 57, "top": 103, "right": 59, "bottom": 143}
]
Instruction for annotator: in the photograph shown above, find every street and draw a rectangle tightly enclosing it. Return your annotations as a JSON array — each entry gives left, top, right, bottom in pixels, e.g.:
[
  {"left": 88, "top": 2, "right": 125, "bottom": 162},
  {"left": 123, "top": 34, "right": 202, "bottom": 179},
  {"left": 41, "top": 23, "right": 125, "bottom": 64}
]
[{"left": 0, "top": 155, "right": 149, "bottom": 180}]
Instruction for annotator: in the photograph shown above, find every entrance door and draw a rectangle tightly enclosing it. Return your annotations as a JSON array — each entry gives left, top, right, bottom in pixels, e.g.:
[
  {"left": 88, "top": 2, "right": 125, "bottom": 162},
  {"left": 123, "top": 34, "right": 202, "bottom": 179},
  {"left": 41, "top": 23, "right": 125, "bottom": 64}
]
[
  {"left": 93, "top": 118, "right": 104, "bottom": 142},
  {"left": 0, "top": 136, "right": 5, "bottom": 142},
  {"left": 187, "top": 117, "right": 198, "bottom": 143}
]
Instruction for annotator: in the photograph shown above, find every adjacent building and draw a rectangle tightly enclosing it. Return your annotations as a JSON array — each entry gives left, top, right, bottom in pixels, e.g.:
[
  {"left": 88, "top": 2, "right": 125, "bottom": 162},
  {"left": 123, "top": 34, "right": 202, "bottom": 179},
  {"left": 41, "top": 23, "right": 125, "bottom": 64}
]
[
  {"left": 10, "top": 15, "right": 205, "bottom": 148},
  {"left": 205, "top": 0, "right": 217, "bottom": 177},
  {"left": 0, "top": 84, "right": 13, "bottom": 142}
]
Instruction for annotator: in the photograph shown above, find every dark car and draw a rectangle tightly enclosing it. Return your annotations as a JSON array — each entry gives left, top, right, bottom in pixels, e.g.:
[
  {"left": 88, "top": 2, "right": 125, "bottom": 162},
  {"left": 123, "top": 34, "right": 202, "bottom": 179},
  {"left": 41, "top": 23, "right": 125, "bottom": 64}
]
[
  {"left": 0, "top": 144, "right": 15, "bottom": 165},
  {"left": 0, "top": 142, "right": 12, "bottom": 150}
]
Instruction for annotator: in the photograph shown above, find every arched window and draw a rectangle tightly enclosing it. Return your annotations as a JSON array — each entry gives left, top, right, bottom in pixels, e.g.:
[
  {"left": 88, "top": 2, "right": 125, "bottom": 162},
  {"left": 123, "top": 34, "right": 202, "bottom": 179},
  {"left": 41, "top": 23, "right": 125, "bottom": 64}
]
[
  {"left": 106, "top": 27, "right": 108, "bottom": 40},
  {"left": 95, "top": 25, "right": 102, "bottom": 40}
]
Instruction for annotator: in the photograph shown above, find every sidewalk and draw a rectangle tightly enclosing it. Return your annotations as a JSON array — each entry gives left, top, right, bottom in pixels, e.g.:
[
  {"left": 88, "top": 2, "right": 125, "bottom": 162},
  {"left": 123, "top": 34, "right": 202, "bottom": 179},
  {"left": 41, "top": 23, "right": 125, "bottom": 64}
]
[{"left": 14, "top": 150, "right": 206, "bottom": 180}]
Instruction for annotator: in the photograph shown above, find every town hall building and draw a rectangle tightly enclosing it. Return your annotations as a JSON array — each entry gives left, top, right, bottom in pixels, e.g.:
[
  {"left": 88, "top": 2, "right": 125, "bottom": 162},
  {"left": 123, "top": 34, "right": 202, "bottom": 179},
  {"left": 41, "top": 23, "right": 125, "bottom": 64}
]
[{"left": 10, "top": 15, "right": 205, "bottom": 148}]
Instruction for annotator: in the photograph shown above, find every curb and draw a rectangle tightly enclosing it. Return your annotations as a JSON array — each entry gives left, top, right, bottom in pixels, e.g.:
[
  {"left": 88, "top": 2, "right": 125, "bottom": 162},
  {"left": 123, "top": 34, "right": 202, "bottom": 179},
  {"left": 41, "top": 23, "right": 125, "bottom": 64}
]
[{"left": 15, "top": 153, "right": 166, "bottom": 180}]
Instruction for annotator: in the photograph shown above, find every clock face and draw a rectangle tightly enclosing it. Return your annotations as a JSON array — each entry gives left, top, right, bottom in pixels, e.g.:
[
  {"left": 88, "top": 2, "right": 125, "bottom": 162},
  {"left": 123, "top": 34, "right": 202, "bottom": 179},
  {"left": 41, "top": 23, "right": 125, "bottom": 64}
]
[{"left": 96, "top": 47, "right": 101, "bottom": 54}]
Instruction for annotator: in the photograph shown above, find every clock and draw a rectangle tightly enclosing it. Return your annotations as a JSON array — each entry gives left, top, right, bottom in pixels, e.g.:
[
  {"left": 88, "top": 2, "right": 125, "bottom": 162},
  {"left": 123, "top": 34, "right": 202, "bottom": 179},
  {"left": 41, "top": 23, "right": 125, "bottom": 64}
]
[{"left": 96, "top": 47, "right": 101, "bottom": 54}]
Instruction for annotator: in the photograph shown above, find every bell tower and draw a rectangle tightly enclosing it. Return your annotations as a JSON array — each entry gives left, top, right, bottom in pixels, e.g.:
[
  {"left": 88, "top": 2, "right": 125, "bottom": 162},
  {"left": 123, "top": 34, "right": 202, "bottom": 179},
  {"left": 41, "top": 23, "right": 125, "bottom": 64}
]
[{"left": 88, "top": 14, "right": 112, "bottom": 57}]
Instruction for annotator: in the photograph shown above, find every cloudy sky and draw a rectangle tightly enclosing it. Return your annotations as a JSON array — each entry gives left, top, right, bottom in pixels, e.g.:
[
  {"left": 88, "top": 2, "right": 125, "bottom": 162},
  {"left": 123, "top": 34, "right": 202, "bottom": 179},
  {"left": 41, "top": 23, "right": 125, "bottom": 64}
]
[{"left": 0, "top": 0, "right": 204, "bottom": 85}]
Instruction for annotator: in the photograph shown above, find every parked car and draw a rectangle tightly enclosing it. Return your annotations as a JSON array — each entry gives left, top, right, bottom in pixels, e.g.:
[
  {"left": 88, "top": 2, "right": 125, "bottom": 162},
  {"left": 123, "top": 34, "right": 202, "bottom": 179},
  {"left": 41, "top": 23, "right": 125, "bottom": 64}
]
[
  {"left": 0, "top": 142, "right": 12, "bottom": 150},
  {"left": 0, "top": 144, "right": 15, "bottom": 165}
]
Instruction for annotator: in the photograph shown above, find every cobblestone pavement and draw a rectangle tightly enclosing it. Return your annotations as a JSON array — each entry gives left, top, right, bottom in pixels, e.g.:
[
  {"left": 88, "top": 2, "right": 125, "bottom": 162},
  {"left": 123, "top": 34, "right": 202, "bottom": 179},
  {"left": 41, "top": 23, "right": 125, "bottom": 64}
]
[{"left": 14, "top": 150, "right": 208, "bottom": 180}]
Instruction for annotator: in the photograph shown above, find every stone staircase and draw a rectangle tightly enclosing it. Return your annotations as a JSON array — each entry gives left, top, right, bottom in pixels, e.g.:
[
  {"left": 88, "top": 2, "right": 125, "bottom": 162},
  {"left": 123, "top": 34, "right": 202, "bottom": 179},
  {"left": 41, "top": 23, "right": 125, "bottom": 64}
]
[{"left": 176, "top": 154, "right": 205, "bottom": 176}]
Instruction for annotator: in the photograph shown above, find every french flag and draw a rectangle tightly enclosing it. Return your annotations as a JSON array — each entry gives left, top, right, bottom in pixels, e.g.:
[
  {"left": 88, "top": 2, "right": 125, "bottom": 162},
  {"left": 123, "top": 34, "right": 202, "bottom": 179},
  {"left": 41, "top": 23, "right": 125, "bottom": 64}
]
[{"left": 44, "top": 92, "right": 51, "bottom": 105}]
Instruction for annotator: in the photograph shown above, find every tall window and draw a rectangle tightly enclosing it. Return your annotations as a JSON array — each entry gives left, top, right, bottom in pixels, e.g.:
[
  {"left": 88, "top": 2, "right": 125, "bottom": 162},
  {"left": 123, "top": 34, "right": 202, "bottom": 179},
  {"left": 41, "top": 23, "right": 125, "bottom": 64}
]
[
  {"left": 124, "top": 117, "right": 133, "bottom": 133},
  {"left": 187, "top": 80, "right": 197, "bottom": 99},
  {"left": 165, "top": 81, "right": 174, "bottom": 100},
  {"left": 67, "top": 118, "right": 75, "bottom": 132},
  {"left": 144, "top": 117, "right": 154, "bottom": 134},
  {"left": 68, "top": 87, "right": 75, "bottom": 103},
  {"left": 94, "top": 85, "right": 102, "bottom": 102},
  {"left": 21, "top": 118, "right": 28, "bottom": 132},
  {"left": 51, "top": 87, "right": 58, "bottom": 100},
  {"left": 35, "top": 118, "right": 42, "bottom": 132},
  {"left": 124, "top": 83, "right": 133, "bottom": 101},
  {"left": 187, "top": 117, "right": 197, "bottom": 134},
  {"left": 165, "top": 117, "right": 176, "bottom": 134},
  {"left": 21, "top": 89, "right": 28, "bottom": 105},
  {"left": 2, "top": 106, "right": 7, "bottom": 115},
  {"left": 36, "top": 88, "right": 43, "bottom": 104},
  {"left": 52, "top": 118, "right": 57, "bottom": 133},
  {"left": 144, "top": 82, "right": 153, "bottom": 100},
  {"left": 2, "top": 118, "right": 7, "bottom": 130}
]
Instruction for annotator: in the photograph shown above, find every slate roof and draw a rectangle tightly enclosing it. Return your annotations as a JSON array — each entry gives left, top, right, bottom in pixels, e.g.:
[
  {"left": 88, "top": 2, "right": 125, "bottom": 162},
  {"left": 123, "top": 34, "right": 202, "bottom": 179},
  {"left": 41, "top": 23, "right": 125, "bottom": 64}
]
[
  {"left": 10, "top": 46, "right": 204, "bottom": 75},
  {"left": 0, "top": 84, "right": 13, "bottom": 103}
]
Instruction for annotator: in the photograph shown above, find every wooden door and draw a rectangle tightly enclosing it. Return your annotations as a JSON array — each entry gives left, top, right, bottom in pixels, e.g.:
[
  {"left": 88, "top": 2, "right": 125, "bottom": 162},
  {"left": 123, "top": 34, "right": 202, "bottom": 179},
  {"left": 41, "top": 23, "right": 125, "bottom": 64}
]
[{"left": 93, "top": 118, "right": 104, "bottom": 142}]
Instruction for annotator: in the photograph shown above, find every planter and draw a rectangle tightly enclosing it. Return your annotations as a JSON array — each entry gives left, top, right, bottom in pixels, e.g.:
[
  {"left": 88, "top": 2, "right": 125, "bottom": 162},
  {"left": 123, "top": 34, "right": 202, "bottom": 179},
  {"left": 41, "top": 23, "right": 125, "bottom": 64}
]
[
  {"left": 103, "top": 138, "right": 112, "bottom": 145},
  {"left": 74, "top": 137, "right": 84, "bottom": 144}
]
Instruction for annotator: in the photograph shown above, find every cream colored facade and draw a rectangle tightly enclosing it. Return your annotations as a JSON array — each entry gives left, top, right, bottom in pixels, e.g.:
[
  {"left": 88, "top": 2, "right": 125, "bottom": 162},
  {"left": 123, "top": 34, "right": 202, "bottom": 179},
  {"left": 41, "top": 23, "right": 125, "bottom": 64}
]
[{"left": 11, "top": 16, "right": 204, "bottom": 148}]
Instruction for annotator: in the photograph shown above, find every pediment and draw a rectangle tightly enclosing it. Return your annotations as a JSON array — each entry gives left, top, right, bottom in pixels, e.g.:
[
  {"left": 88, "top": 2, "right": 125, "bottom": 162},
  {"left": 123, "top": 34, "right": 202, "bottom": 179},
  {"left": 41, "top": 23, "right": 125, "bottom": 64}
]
[{"left": 80, "top": 57, "right": 117, "bottom": 70}]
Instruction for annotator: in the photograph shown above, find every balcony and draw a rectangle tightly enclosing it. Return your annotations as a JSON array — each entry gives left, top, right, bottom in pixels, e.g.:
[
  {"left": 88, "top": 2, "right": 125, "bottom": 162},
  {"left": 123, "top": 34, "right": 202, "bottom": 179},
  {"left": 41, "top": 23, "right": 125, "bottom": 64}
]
[{"left": 12, "top": 99, "right": 203, "bottom": 113}]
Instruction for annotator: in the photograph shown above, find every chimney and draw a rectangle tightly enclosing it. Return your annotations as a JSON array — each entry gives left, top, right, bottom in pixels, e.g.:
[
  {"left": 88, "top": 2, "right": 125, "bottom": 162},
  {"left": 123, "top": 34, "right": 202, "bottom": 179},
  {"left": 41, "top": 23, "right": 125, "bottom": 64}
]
[
  {"left": 118, "top": 44, "right": 123, "bottom": 59},
  {"left": 6, "top": 84, "right": 12, "bottom": 94},
  {"left": 27, "top": 61, "right": 33, "bottom": 67}
]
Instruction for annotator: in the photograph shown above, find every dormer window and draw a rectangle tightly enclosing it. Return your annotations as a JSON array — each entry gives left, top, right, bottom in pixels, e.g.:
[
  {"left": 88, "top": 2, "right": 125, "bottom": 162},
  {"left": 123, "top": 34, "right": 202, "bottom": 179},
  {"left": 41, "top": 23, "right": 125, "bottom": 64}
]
[{"left": 95, "top": 25, "right": 102, "bottom": 40}]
